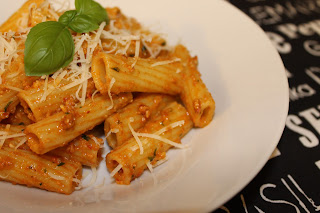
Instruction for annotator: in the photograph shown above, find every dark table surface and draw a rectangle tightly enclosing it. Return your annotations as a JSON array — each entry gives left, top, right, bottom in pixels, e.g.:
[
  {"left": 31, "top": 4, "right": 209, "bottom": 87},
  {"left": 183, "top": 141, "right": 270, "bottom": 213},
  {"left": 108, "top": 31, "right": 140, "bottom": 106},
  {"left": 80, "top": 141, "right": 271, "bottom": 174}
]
[{"left": 213, "top": 0, "right": 320, "bottom": 212}]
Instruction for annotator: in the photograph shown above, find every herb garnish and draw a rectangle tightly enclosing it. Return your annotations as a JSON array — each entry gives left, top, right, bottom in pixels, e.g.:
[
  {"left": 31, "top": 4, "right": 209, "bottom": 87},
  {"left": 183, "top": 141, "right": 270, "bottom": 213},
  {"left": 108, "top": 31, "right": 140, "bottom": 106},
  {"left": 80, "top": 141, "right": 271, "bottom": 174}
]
[
  {"left": 111, "top": 67, "right": 120, "bottom": 72},
  {"left": 4, "top": 101, "right": 12, "bottom": 112},
  {"left": 24, "top": 0, "right": 109, "bottom": 76},
  {"left": 148, "top": 148, "right": 157, "bottom": 162},
  {"left": 81, "top": 134, "right": 90, "bottom": 141},
  {"left": 57, "top": 162, "right": 65, "bottom": 166}
]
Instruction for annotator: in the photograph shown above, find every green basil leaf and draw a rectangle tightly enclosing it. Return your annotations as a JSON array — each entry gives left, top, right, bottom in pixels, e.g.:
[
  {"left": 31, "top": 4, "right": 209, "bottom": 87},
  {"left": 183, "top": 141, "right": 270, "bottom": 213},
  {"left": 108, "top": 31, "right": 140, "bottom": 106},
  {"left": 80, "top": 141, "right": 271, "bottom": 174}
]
[
  {"left": 24, "top": 21, "right": 74, "bottom": 76},
  {"left": 58, "top": 10, "right": 78, "bottom": 26},
  {"left": 67, "top": 14, "right": 99, "bottom": 33},
  {"left": 75, "top": 0, "right": 109, "bottom": 24}
]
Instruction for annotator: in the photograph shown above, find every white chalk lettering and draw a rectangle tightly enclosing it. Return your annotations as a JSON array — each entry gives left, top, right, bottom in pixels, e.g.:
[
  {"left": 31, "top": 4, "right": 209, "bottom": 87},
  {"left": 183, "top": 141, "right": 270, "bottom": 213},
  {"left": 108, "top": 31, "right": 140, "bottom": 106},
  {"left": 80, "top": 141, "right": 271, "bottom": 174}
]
[
  {"left": 306, "top": 67, "right": 320, "bottom": 85},
  {"left": 260, "top": 184, "right": 301, "bottom": 212},
  {"left": 287, "top": 175, "right": 320, "bottom": 211},
  {"left": 277, "top": 20, "right": 320, "bottom": 39},
  {"left": 286, "top": 68, "right": 294, "bottom": 78},
  {"left": 281, "top": 178, "right": 310, "bottom": 213},
  {"left": 299, "top": 107, "right": 320, "bottom": 135},
  {"left": 289, "top": 84, "right": 316, "bottom": 101},
  {"left": 286, "top": 115, "right": 319, "bottom": 148},
  {"left": 304, "top": 40, "right": 320, "bottom": 56},
  {"left": 266, "top": 32, "right": 292, "bottom": 54},
  {"left": 248, "top": 1, "right": 320, "bottom": 25},
  {"left": 249, "top": 6, "right": 282, "bottom": 25}
]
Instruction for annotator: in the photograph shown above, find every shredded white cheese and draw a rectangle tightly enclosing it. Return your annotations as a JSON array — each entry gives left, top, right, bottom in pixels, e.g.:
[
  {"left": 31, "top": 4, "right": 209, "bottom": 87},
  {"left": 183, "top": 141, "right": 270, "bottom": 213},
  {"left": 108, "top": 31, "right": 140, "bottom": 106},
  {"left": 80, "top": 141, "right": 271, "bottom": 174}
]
[
  {"left": 153, "top": 157, "right": 168, "bottom": 167},
  {"left": 0, "top": 174, "right": 9, "bottom": 179},
  {"left": 146, "top": 160, "right": 154, "bottom": 173},
  {"left": 105, "top": 128, "right": 119, "bottom": 138},
  {"left": 151, "top": 58, "right": 181, "bottom": 67},
  {"left": 14, "top": 137, "right": 27, "bottom": 150},
  {"left": 0, "top": 133, "right": 26, "bottom": 140},
  {"left": 110, "top": 163, "right": 123, "bottom": 177},
  {"left": 155, "top": 120, "right": 185, "bottom": 135},
  {"left": 0, "top": 125, "right": 26, "bottom": 149},
  {"left": 47, "top": 172, "right": 66, "bottom": 181},
  {"left": 91, "top": 136, "right": 102, "bottom": 147},
  {"left": 128, "top": 117, "right": 144, "bottom": 155},
  {"left": 100, "top": 20, "right": 169, "bottom": 58},
  {"left": 136, "top": 133, "right": 187, "bottom": 149},
  {"left": 0, "top": 32, "right": 20, "bottom": 84},
  {"left": 81, "top": 166, "right": 97, "bottom": 189},
  {"left": 106, "top": 77, "right": 116, "bottom": 110},
  {"left": 91, "top": 89, "right": 99, "bottom": 101},
  {"left": 4, "top": 85, "right": 22, "bottom": 92}
]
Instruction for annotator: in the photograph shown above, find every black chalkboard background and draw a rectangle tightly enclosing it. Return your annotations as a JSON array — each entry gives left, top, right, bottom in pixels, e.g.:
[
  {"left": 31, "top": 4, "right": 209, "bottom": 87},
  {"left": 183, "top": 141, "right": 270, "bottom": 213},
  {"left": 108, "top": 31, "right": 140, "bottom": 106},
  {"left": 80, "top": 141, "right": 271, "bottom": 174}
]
[{"left": 213, "top": 0, "right": 320, "bottom": 212}]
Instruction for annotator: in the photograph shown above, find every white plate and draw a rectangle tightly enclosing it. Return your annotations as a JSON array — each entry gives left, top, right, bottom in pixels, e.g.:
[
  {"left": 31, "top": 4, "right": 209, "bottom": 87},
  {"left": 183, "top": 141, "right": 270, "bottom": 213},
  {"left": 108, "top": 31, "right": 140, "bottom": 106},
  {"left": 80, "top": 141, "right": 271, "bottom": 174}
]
[{"left": 0, "top": 0, "right": 289, "bottom": 212}]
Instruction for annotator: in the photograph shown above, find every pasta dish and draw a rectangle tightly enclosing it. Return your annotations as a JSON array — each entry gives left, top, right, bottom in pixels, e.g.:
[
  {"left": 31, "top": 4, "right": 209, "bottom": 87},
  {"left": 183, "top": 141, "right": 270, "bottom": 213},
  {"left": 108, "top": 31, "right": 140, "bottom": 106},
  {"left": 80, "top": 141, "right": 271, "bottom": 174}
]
[{"left": 0, "top": 0, "right": 215, "bottom": 194}]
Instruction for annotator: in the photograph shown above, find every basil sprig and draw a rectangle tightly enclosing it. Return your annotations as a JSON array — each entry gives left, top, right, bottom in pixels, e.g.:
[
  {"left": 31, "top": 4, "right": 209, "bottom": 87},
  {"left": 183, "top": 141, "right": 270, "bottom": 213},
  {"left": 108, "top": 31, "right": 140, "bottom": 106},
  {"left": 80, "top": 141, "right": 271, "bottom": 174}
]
[{"left": 24, "top": 0, "right": 109, "bottom": 76}]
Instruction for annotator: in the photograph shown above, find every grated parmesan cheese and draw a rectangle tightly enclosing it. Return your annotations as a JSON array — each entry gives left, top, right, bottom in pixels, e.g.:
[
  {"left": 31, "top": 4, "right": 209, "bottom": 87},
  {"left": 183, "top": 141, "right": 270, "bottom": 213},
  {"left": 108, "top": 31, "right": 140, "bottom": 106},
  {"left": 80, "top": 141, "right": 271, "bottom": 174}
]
[
  {"left": 136, "top": 132, "right": 187, "bottom": 149},
  {"left": 91, "top": 136, "right": 102, "bottom": 147},
  {"left": 4, "top": 85, "right": 23, "bottom": 92},
  {"left": 0, "top": 32, "right": 20, "bottom": 84},
  {"left": 47, "top": 172, "right": 66, "bottom": 181},
  {"left": 106, "top": 77, "right": 116, "bottom": 110},
  {"left": 0, "top": 174, "right": 9, "bottom": 179},
  {"left": 128, "top": 120, "right": 186, "bottom": 156},
  {"left": 0, "top": 133, "right": 27, "bottom": 140},
  {"left": 105, "top": 128, "right": 119, "bottom": 138},
  {"left": 110, "top": 163, "right": 122, "bottom": 177},
  {"left": 128, "top": 117, "right": 144, "bottom": 155},
  {"left": 146, "top": 160, "right": 153, "bottom": 173},
  {"left": 0, "top": 125, "right": 26, "bottom": 149},
  {"left": 80, "top": 166, "right": 98, "bottom": 189},
  {"left": 14, "top": 137, "right": 27, "bottom": 150},
  {"left": 154, "top": 120, "right": 185, "bottom": 135},
  {"left": 151, "top": 58, "right": 181, "bottom": 67}
]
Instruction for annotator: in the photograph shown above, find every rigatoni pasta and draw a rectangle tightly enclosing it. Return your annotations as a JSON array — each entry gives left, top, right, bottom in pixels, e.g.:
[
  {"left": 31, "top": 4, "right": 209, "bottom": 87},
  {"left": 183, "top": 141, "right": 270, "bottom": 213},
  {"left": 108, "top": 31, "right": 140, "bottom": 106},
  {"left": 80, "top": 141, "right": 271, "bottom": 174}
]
[
  {"left": 49, "top": 134, "right": 103, "bottom": 167},
  {"left": 106, "top": 101, "right": 193, "bottom": 185},
  {"left": 25, "top": 93, "right": 132, "bottom": 154},
  {"left": 91, "top": 52, "right": 182, "bottom": 95},
  {"left": 104, "top": 93, "right": 175, "bottom": 149},
  {"left": 172, "top": 45, "right": 215, "bottom": 127},
  {"left": 18, "top": 78, "right": 96, "bottom": 122},
  {"left": 0, "top": 147, "right": 82, "bottom": 195},
  {"left": 0, "top": 0, "right": 215, "bottom": 194}
]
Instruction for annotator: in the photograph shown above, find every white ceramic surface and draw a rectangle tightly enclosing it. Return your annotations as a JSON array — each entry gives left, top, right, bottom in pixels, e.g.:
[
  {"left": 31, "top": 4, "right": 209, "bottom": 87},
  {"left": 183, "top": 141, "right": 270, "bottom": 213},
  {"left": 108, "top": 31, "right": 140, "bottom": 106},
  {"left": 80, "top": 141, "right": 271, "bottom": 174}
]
[{"left": 0, "top": 0, "right": 289, "bottom": 212}]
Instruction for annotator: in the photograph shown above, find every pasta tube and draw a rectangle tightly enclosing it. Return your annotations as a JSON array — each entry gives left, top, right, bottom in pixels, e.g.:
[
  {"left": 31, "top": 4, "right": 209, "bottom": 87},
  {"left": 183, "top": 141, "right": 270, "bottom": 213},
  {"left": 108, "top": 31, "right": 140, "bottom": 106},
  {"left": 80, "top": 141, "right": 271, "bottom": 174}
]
[
  {"left": 0, "top": 0, "right": 45, "bottom": 32},
  {"left": 18, "top": 78, "right": 96, "bottom": 122},
  {"left": 2, "top": 105, "right": 33, "bottom": 126},
  {"left": 106, "top": 101, "right": 193, "bottom": 185},
  {"left": 0, "top": 125, "right": 101, "bottom": 167},
  {"left": 91, "top": 52, "right": 182, "bottom": 95},
  {"left": 25, "top": 93, "right": 132, "bottom": 154},
  {"left": 104, "top": 93, "right": 175, "bottom": 149},
  {"left": 0, "top": 147, "right": 82, "bottom": 195},
  {"left": 173, "top": 45, "right": 215, "bottom": 127},
  {"left": 0, "top": 90, "right": 20, "bottom": 121},
  {"left": 49, "top": 134, "right": 103, "bottom": 167},
  {"left": 0, "top": 54, "right": 38, "bottom": 121}
]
